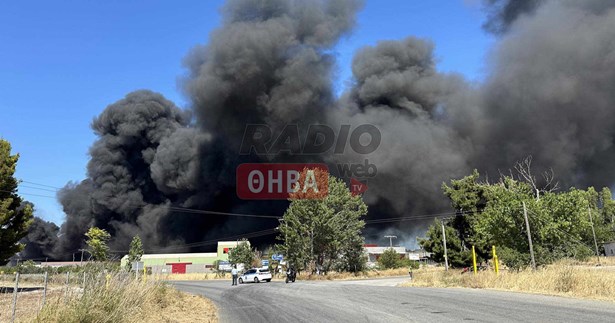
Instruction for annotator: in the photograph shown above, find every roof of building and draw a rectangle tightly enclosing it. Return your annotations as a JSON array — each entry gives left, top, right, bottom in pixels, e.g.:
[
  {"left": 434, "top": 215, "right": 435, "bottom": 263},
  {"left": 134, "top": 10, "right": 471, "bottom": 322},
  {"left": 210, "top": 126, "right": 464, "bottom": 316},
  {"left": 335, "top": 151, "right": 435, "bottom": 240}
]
[
  {"left": 120, "top": 252, "right": 218, "bottom": 260},
  {"left": 141, "top": 253, "right": 218, "bottom": 259},
  {"left": 40, "top": 261, "right": 87, "bottom": 267},
  {"left": 364, "top": 246, "right": 406, "bottom": 253},
  {"left": 118, "top": 241, "right": 247, "bottom": 260},
  {"left": 218, "top": 241, "right": 246, "bottom": 245}
]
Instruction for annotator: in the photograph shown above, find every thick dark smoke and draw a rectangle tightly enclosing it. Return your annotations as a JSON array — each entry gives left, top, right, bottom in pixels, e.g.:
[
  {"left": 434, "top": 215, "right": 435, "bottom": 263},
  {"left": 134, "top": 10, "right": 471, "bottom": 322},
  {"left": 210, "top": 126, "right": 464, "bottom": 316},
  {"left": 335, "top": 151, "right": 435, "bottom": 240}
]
[
  {"left": 184, "top": 0, "right": 361, "bottom": 145},
  {"left": 482, "top": 0, "right": 544, "bottom": 34},
  {"left": 49, "top": 0, "right": 363, "bottom": 258},
  {"left": 56, "top": 90, "right": 191, "bottom": 256},
  {"left": 476, "top": 0, "right": 615, "bottom": 188},
  {"left": 23, "top": 0, "right": 615, "bottom": 259},
  {"left": 20, "top": 217, "right": 59, "bottom": 260},
  {"left": 333, "top": 37, "right": 474, "bottom": 243}
]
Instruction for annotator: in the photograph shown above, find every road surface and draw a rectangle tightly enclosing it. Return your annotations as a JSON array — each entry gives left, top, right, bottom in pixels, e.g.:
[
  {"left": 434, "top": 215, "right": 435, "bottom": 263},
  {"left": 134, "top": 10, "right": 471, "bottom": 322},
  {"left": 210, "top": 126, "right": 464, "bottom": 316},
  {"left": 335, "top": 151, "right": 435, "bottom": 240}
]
[{"left": 171, "top": 277, "right": 615, "bottom": 322}]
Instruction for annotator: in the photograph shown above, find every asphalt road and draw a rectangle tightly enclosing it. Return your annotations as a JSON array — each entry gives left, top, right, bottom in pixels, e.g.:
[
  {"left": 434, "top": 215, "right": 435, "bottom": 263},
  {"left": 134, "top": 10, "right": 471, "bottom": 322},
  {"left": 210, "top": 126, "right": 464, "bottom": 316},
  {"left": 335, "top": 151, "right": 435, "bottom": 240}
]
[{"left": 171, "top": 277, "right": 615, "bottom": 323}]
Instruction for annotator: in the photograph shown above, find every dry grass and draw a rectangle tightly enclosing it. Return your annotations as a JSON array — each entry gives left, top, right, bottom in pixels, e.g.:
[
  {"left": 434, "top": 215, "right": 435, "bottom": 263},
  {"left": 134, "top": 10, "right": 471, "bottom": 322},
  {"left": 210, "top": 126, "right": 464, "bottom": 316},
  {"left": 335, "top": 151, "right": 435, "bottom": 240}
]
[
  {"left": 140, "top": 287, "right": 217, "bottom": 323},
  {"left": 403, "top": 260, "right": 615, "bottom": 302},
  {"left": 0, "top": 273, "right": 217, "bottom": 323},
  {"left": 0, "top": 288, "right": 62, "bottom": 322},
  {"left": 557, "top": 256, "right": 615, "bottom": 268}
]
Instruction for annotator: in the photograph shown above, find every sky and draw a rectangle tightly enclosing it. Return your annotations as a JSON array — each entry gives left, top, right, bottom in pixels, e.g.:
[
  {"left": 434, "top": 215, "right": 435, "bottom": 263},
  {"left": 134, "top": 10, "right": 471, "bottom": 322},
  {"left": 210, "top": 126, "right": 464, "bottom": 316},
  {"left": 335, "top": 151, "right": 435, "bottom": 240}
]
[{"left": 0, "top": 0, "right": 493, "bottom": 225}]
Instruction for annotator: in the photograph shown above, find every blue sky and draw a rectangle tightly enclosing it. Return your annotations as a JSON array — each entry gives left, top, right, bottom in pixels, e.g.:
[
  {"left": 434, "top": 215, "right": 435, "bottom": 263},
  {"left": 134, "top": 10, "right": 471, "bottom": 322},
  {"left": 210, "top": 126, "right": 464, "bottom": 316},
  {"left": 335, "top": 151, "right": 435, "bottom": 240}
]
[{"left": 0, "top": 1, "right": 493, "bottom": 225}]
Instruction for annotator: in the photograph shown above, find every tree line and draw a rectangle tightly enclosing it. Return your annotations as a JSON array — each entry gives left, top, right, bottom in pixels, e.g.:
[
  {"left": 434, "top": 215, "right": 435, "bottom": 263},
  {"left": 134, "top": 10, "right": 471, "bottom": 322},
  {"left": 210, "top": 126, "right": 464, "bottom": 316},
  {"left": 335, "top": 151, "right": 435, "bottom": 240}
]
[{"left": 420, "top": 159, "right": 615, "bottom": 270}]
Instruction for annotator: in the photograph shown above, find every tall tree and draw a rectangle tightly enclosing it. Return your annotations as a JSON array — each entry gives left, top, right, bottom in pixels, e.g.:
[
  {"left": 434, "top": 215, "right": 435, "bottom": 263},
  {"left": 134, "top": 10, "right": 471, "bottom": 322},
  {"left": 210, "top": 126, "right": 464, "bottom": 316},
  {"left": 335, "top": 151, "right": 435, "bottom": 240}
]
[
  {"left": 85, "top": 227, "right": 111, "bottom": 261},
  {"left": 126, "top": 235, "right": 144, "bottom": 270},
  {"left": 278, "top": 173, "right": 367, "bottom": 273},
  {"left": 228, "top": 238, "right": 254, "bottom": 267},
  {"left": 0, "top": 139, "right": 33, "bottom": 264}
]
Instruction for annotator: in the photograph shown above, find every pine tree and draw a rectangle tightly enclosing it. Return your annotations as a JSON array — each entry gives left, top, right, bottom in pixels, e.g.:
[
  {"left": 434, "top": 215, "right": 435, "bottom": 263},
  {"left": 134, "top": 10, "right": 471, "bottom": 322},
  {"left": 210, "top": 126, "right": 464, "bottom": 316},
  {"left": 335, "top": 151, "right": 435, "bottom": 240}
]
[{"left": 0, "top": 139, "right": 33, "bottom": 264}]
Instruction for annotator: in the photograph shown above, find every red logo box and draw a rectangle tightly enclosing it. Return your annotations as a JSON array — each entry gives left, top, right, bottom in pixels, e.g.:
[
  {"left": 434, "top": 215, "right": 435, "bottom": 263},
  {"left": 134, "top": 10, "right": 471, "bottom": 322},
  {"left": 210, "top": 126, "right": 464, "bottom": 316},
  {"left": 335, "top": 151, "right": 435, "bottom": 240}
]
[{"left": 236, "top": 163, "right": 329, "bottom": 200}]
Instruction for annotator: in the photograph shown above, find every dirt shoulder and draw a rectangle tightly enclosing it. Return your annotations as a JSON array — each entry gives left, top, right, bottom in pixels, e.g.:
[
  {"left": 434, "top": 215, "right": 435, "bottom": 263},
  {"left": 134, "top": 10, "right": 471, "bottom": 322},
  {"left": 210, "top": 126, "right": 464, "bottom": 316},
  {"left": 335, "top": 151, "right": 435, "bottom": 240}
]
[{"left": 142, "top": 287, "right": 218, "bottom": 323}]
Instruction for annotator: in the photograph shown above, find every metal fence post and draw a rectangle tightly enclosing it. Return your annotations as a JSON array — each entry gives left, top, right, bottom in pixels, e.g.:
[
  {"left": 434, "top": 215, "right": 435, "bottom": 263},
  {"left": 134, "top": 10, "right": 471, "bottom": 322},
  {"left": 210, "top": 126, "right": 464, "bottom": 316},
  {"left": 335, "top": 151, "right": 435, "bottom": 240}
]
[
  {"left": 82, "top": 272, "right": 87, "bottom": 291},
  {"left": 40, "top": 271, "right": 49, "bottom": 311},
  {"left": 64, "top": 272, "right": 70, "bottom": 303},
  {"left": 11, "top": 272, "right": 20, "bottom": 323}
]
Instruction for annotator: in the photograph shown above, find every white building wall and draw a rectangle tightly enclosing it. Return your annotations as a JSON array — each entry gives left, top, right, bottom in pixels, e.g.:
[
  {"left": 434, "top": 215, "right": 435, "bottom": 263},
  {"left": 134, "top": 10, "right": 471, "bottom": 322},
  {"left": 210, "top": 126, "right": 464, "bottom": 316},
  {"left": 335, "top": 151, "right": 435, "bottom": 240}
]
[{"left": 604, "top": 242, "right": 615, "bottom": 257}]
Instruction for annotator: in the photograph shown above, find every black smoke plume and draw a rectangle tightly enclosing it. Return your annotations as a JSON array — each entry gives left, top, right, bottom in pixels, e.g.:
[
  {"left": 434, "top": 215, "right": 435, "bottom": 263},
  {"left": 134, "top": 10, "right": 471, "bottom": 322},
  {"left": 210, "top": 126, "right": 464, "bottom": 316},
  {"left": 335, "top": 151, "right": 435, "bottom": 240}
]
[
  {"left": 482, "top": 0, "right": 544, "bottom": 34},
  {"left": 29, "top": 0, "right": 615, "bottom": 259},
  {"left": 20, "top": 217, "right": 59, "bottom": 261}
]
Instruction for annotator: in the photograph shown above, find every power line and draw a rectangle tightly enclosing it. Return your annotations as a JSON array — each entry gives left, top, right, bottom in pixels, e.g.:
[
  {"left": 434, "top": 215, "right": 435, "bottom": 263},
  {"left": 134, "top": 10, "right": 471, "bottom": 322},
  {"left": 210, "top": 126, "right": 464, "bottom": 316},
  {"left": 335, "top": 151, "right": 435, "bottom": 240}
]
[
  {"left": 164, "top": 206, "right": 280, "bottom": 219},
  {"left": 110, "top": 227, "right": 279, "bottom": 253},
  {"left": 364, "top": 211, "right": 475, "bottom": 225},
  {"left": 8, "top": 181, "right": 473, "bottom": 224},
  {"left": 18, "top": 184, "right": 59, "bottom": 193},
  {"left": 9, "top": 183, "right": 283, "bottom": 219},
  {"left": 11, "top": 179, "right": 477, "bottom": 223},
  {"left": 525, "top": 207, "right": 593, "bottom": 250},
  {"left": 20, "top": 228, "right": 280, "bottom": 260},
  {"left": 18, "top": 180, "right": 62, "bottom": 190},
  {"left": 0, "top": 189, "right": 56, "bottom": 199}
]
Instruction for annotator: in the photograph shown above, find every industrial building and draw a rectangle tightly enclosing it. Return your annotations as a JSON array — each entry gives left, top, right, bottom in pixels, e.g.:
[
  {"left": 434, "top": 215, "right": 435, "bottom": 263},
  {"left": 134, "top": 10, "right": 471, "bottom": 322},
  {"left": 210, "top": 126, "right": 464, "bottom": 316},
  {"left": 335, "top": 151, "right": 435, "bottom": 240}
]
[
  {"left": 407, "top": 249, "right": 431, "bottom": 261},
  {"left": 120, "top": 241, "right": 247, "bottom": 274},
  {"left": 363, "top": 244, "right": 407, "bottom": 267}
]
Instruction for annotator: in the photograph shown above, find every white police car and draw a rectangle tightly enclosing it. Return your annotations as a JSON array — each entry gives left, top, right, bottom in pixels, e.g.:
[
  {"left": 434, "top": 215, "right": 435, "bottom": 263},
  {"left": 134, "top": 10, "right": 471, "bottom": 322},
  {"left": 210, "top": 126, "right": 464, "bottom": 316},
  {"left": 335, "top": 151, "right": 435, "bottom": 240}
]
[{"left": 238, "top": 268, "right": 272, "bottom": 283}]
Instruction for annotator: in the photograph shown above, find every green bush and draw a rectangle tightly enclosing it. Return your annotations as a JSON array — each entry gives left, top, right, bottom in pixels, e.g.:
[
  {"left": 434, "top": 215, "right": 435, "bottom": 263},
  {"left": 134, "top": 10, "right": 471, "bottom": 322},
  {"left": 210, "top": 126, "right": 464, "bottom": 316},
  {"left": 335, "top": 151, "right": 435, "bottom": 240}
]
[
  {"left": 400, "top": 258, "right": 420, "bottom": 270},
  {"left": 498, "top": 246, "right": 530, "bottom": 271},
  {"left": 377, "top": 248, "right": 419, "bottom": 270}
]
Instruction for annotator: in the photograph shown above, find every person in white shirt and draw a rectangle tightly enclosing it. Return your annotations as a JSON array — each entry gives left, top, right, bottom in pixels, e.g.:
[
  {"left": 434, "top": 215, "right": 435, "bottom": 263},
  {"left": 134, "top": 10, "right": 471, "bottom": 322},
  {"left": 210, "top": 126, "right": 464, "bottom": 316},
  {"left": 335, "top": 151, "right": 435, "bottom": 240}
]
[{"left": 231, "top": 265, "right": 238, "bottom": 286}]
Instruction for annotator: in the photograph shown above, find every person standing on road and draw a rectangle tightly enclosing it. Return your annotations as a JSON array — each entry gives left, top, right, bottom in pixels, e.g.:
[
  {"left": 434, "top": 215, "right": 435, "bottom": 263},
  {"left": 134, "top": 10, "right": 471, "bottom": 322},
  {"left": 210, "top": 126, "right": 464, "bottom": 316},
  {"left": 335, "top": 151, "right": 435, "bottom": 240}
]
[{"left": 231, "top": 265, "right": 238, "bottom": 286}]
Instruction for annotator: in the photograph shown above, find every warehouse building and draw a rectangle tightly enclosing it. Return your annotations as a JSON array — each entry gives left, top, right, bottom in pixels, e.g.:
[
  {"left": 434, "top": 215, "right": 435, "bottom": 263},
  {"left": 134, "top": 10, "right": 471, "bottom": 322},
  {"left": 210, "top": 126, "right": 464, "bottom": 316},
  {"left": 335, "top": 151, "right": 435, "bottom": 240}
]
[{"left": 121, "top": 241, "right": 247, "bottom": 274}]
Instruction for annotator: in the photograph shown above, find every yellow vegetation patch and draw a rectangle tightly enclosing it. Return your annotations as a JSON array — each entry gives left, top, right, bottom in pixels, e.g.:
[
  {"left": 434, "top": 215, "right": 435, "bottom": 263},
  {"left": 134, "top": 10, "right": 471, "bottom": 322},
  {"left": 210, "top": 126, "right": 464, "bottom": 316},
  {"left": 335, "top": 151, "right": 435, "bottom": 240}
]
[{"left": 403, "top": 260, "right": 615, "bottom": 302}]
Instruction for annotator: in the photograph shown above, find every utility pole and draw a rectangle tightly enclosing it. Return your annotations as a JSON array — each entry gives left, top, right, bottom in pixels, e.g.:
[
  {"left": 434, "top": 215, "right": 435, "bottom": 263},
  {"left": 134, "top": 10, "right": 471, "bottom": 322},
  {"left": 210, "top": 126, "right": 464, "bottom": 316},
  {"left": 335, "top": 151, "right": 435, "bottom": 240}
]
[
  {"left": 79, "top": 249, "right": 86, "bottom": 265},
  {"left": 310, "top": 228, "right": 314, "bottom": 273},
  {"left": 522, "top": 202, "right": 536, "bottom": 270},
  {"left": 384, "top": 235, "right": 397, "bottom": 247},
  {"left": 588, "top": 206, "right": 601, "bottom": 263},
  {"left": 277, "top": 218, "right": 287, "bottom": 243},
  {"left": 441, "top": 221, "right": 449, "bottom": 271}
]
